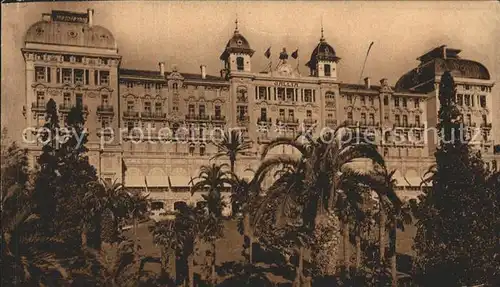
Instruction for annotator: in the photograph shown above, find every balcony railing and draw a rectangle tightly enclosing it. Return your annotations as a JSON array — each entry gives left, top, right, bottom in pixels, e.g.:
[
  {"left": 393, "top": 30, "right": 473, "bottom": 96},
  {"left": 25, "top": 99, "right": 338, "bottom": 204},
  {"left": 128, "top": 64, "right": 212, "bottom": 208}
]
[
  {"left": 480, "top": 122, "right": 492, "bottom": 129},
  {"left": 237, "top": 116, "right": 250, "bottom": 124},
  {"left": 325, "top": 119, "right": 337, "bottom": 126},
  {"left": 393, "top": 122, "right": 425, "bottom": 129},
  {"left": 31, "top": 102, "right": 46, "bottom": 112},
  {"left": 123, "top": 111, "right": 139, "bottom": 118},
  {"left": 276, "top": 117, "right": 299, "bottom": 125},
  {"left": 141, "top": 111, "right": 167, "bottom": 119},
  {"left": 257, "top": 117, "right": 272, "bottom": 125},
  {"left": 59, "top": 103, "right": 88, "bottom": 113},
  {"left": 185, "top": 114, "right": 210, "bottom": 121},
  {"left": 303, "top": 118, "right": 317, "bottom": 125},
  {"left": 211, "top": 115, "right": 226, "bottom": 122},
  {"left": 97, "top": 105, "right": 114, "bottom": 115}
]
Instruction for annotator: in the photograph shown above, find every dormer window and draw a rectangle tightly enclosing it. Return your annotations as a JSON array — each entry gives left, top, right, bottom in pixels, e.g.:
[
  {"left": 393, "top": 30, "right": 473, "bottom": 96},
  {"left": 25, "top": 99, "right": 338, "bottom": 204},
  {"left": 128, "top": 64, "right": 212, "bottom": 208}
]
[
  {"left": 324, "top": 64, "right": 331, "bottom": 76},
  {"left": 236, "top": 57, "right": 244, "bottom": 71}
]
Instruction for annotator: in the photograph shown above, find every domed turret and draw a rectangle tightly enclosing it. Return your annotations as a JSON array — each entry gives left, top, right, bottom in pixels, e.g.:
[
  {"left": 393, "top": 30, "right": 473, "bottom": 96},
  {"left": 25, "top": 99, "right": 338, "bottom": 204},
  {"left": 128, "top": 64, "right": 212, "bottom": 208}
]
[
  {"left": 220, "top": 19, "right": 254, "bottom": 74},
  {"left": 306, "top": 28, "right": 340, "bottom": 79}
]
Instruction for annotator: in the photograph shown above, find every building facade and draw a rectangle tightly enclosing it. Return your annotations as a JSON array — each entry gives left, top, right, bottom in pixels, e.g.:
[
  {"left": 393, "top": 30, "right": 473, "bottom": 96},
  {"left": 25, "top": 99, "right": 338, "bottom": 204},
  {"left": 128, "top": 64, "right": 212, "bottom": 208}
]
[{"left": 21, "top": 10, "right": 497, "bottom": 211}]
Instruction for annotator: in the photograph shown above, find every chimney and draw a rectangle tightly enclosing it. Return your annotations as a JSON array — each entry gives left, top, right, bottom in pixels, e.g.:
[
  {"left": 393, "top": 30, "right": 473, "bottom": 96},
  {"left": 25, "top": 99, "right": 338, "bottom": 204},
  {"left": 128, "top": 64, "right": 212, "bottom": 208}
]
[
  {"left": 200, "top": 65, "right": 206, "bottom": 80},
  {"left": 159, "top": 62, "right": 165, "bottom": 75},
  {"left": 87, "top": 9, "right": 94, "bottom": 27},
  {"left": 364, "top": 77, "right": 371, "bottom": 89},
  {"left": 42, "top": 13, "right": 51, "bottom": 22}
]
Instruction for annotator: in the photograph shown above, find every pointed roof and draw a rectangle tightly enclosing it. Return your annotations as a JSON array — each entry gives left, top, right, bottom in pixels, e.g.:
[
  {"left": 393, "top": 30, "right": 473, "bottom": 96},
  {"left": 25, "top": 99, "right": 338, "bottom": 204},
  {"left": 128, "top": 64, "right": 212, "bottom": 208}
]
[{"left": 220, "top": 19, "right": 255, "bottom": 60}]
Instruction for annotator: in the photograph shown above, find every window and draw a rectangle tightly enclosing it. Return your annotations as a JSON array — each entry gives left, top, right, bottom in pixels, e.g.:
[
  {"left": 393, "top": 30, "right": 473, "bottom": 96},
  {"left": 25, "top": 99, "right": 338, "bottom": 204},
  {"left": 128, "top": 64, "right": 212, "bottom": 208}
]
[
  {"left": 347, "top": 112, "right": 353, "bottom": 121},
  {"left": 156, "top": 83, "right": 162, "bottom": 90},
  {"left": 172, "top": 83, "right": 178, "bottom": 90},
  {"left": 384, "top": 96, "right": 389, "bottom": 106},
  {"left": 75, "top": 94, "right": 83, "bottom": 109},
  {"left": 279, "top": 109, "right": 285, "bottom": 118},
  {"left": 347, "top": 95, "right": 353, "bottom": 104},
  {"left": 155, "top": 102, "right": 162, "bottom": 113},
  {"left": 414, "top": 98, "right": 420, "bottom": 108},
  {"left": 360, "top": 96, "right": 366, "bottom": 105},
  {"left": 145, "top": 83, "right": 151, "bottom": 90},
  {"left": 199, "top": 105, "right": 206, "bottom": 116},
  {"left": 384, "top": 132, "right": 390, "bottom": 142},
  {"left": 189, "top": 145, "right": 195, "bottom": 155},
  {"left": 324, "top": 64, "right": 331, "bottom": 76},
  {"left": 144, "top": 102, "right": 151, "bottom": 113},
  {"left": 101, "top": 118, "right": 110, "bottom": 129},
  {"left": 286, "top": 89, "right": 294, "bottom": 101},
  {"left": 127, "top": 101, "right": 134, "bottom": 111},
  {"left": 63, "top": 93, "right": 71, "bottom": 106},
  {"left": 480, "top": 96, "right": 486, "bottom": 108},
  {"left": 361, "top": 113, "right": 366, "bottom": 125},
  {"left": 415, "top": 115, "right": 420, "bottom": 126},
  {"left": 36, "top": 91, "right": 45, "bottom": 105},
  {"left": 237, "top": 105, "right": 248, "bottom": 120},
  {"left": 214, "top": 105, "right": 221, "bottom": 117},
  {"left": 277, "top": 88, "right": 286, "bottom": 101},
  {"left": 327, "top": 113, "right": 333, "bottom": 118},
  {"left": 62, "top": 68, "right": 72, "bottom": 83},
  {"left": 100, "top": 71, "right": 109, "bottom": 86},
  {"left": 383, "top": 148, "right": 389, "bottom": 157},
  {"left": 200, "top": 145, "right": 206, "bottom": 156},
  {"left": 304, "top": 90, "right": 312, "bottom": 102},
  {"left": 260, "top": 108, "right": 267, "bottom": 121},
  {"left": 74, "top": 69, "right": 84, "bottom": 84},
  {"left": 369, "top": 113, "right": 375, "bottom": 125},
  {"left": 402, "top": 98, "right": 407, "bottom": 108},
  {"left": 465, "top": 95, "right": 470, "bottom": 106},
  {"left": 482, "top": 115, "right": 487, "bottom": 125},
  {"left": 394, "top": 97, "right": 400, "bottom": 107},
  {"left": 395, "top": 115, "right": 400, "bottom": 125},
  {"left": 306, "top": 110, "right": 312, "bottom": 118},
  {"left": 35, "top": 66, "right": 46, "bottom": 82},
  {"left": 457, "top": 94, "right": 463, "bottom": 105},
  {"left": 188, "top": 104, "right": 195, "bottom": 115},
  {"left": 466, "top": 114, "right": 472, "bottom": 125},
  {"left": 236, "top": 57, "right": 244, "bottom": 71},
  {"left": 85, "top": 70, "right": 89, "bottom": 85},
  {"left": 403, "top": 115, "right": 408, "bottom": 126},
  {"left": 288, "top": 109, "right": 294, "bottom": 119},
  {"left": 258, "top": 87, "right": 266, "bottom": 100},
  {"left": 369, "top": 96, "right": 374, "bottom": 106}
]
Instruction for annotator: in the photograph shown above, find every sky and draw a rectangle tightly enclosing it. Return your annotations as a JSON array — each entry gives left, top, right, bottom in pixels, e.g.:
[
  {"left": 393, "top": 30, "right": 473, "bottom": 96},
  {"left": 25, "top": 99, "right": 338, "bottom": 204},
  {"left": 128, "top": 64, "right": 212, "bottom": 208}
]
[{"left": 2, "top": 1, "right": 499, "bottom": 142}]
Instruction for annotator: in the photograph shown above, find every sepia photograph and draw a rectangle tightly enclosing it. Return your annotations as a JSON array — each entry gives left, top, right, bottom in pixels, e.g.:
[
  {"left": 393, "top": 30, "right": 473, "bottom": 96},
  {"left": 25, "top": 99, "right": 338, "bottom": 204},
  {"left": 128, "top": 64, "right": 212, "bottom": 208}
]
[{"left": 1, "top": 1, "right": 499, "bottom": 286}]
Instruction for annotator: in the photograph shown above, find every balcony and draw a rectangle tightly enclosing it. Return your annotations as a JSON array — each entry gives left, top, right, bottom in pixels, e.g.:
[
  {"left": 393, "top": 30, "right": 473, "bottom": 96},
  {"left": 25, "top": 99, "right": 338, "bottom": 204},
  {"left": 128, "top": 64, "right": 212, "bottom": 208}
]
[
  {"left": 480, "top": 122, "right": 492, "bottom": 129},
  {"left": 97, "top": 105, "right": 114, "bottom": 115},
  {"left": 276, "top": 117, "right": 299, "bottom": 126},
  {"left": 257, "top": 117, "right": 272, "bottom": 126},
  {"left": 142, "top": 111, "right": 167, "bottom": 120},
  {"left": 325, "top": 118, "right": 337, "bottom": 126},
  {"left": 303, "top": 118, "right": 317, "bottom": 126},
  {"left": 211, "top": 115, "right": 226, "bottom": 122},
  {"left": 237, "top": 116, "right": 250, "bottom": 124},
  {"left": 59, "top": 103, "right": 88, "bottom": 114},
  {"left": 393, "top": 122, "right": 425, "bottom": 129},
  {"left": 31, "top": 102, "right": 46, "bottom": 112},
  {"left": 123, "top": 111, "right": 139, "bottom": 118},
  {"left": 185, "top": 114, "right": 210, "bottom": 122}
]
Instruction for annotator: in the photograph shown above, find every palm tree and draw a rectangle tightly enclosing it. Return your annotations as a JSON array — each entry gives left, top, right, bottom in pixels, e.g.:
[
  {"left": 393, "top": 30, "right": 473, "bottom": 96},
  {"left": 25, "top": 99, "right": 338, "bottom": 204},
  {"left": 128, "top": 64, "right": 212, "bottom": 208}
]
[
  {"left": 190, "top": 164, "right": 230, "bottom": 285},
  {"left": 84, "top": 179, "right": 131, "bottom": 248},
  {"left": 1, "top": 186, "right": 69, "bottom": 286},
  {"left": 127, "top": 190, "right": 149, "bottom": 252},
  {"left": 252, "top": 125, "right": 384, "bottom": 277},
  {"left": 369, "top": 165, "right": 412, "bottom": 287},
  {"left": 211, "top": 129, "right": 253, "bottom": 175}
]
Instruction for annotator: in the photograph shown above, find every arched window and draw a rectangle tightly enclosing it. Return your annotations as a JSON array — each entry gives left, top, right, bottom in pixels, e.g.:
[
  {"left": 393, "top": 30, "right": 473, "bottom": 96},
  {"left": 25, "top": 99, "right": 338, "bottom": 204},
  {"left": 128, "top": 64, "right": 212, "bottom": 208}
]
[
  {"left": 174, "top": 201, "right": 187, "bottom": 211},
  {"left": 172, "top": 83, "right": 178, "bottom": 90},
  {"left": 236, "top": 57, "right": 244, "bottom": 71},
  {"left": 384, "top": 96, "right": 389, "bottom": 106}
]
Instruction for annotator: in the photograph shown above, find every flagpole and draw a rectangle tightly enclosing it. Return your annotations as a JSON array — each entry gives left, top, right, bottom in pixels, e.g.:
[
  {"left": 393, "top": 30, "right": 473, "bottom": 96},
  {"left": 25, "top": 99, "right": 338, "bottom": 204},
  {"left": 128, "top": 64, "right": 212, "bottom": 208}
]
[{"left": 358, "top": 41, "right": 374, "bottom": 84}]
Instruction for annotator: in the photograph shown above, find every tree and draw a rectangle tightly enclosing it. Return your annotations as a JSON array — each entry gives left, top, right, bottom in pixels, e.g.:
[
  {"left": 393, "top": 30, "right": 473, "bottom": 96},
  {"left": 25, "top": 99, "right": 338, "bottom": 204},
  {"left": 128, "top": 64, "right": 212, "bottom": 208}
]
[
  {"left": 413, "top": 71, "right": 498, "bottom": 286},
  {"left": 190, "top": 164, "right": 229, "bottom": 285},
  {"left": 211, "top": 129, "right": 254, "bottom": 263},
  {"left": 84, "top": 179, "right": 131, "bottom": 247},
  {"left": 252, "top": 128, "right": 384, "bottom": 279}
]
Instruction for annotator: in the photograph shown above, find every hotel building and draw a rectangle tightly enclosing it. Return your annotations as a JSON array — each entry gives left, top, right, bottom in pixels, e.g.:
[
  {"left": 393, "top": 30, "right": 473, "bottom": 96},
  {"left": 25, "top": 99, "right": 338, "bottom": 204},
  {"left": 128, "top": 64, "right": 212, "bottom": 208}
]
[{"left": 20, "top": 9, "right": 498, "bottom": 211}]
